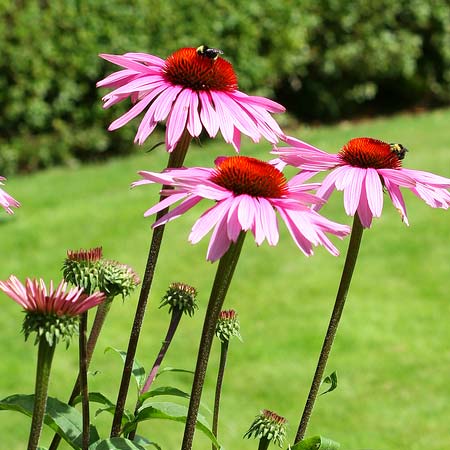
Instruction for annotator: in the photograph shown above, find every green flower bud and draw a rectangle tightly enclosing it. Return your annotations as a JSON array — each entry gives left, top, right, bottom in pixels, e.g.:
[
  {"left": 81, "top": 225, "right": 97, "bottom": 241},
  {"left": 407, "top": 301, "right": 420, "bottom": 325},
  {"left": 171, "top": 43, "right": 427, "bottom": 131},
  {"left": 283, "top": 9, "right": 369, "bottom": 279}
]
[
  {"left": 99, "top": 260, "right": 140, "bottom": 299},
  {"left": 215, "top": 309, "right": 242, "bottom": 343},
  {"left": 160, "top": 282, "right": 198, "bottom": 316},
  {"left": 62, "top": 247, "right": 103, "bottom": 294},
  {"left": 244, "top": 409, "right": 288, "bottom": 448}
]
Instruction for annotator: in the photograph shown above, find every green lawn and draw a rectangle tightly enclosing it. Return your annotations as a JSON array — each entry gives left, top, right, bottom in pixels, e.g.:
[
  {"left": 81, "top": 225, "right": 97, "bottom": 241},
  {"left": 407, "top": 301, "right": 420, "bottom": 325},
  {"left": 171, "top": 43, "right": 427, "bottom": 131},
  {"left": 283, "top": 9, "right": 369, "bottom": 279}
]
[{"left": 1, "top": 108, "right": 449, "bottom": 450}]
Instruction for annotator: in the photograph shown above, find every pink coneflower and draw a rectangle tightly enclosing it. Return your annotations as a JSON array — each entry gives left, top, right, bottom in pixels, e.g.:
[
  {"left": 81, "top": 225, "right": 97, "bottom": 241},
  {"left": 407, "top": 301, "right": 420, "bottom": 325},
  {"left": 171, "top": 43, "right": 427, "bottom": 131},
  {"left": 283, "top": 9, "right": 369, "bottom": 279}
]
[
  {"left": 273, "top": 137, "right": 450, "bottom": 228},
  {"left": 133, "top": 155, "right": 350, "bottom": 261},
  {"left": 97, "top": 46, "right": 285, "bottom": 151},
  {"left": 0, "top": 276, "right": 105, "bottom": 317},
  {"left": 0, "top": 176, "right": 20, "bottom": 214}
]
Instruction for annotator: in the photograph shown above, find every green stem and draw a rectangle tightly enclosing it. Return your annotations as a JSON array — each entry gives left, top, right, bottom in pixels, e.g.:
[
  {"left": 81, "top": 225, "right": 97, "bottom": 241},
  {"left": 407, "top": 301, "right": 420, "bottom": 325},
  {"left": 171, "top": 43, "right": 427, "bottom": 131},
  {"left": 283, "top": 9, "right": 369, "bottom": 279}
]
[
  {"left": 258, "top": 437, "right": 270, "bottom": 450},
  {"left": 181, "top": 232, "right": 246, "bottom": 450},
  {"left": 111, "top": 130, "right": 191, "bottom": 437},
  {"left": 48, "top": 299, "right": 113, "bottom": 450},
  {"left": 128, "top": 308, "right": 183, "bottom": 441},
  {"left": 212, "top": 340, "right": 229, "bottom": 450},
  {"left": 294, "top": 214, "right": 364, "bottom": 443},
  {"left": 27, "top": 338, "right": 56, "bottom": 450},
  {"left": 79, "top": 312, "right": 89, "bottom": 450}
]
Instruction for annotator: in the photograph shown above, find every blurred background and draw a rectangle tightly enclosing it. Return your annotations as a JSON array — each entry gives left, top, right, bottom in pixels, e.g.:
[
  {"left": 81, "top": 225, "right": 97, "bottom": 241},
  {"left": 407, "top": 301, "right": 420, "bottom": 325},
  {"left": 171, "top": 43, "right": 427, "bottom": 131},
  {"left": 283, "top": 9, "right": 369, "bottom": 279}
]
[
  {"left": 1, "top": 0, "right": 450, "bottom": 175},
  {"left": 1, "top": 1, "right": 449, "bottom": 450}
]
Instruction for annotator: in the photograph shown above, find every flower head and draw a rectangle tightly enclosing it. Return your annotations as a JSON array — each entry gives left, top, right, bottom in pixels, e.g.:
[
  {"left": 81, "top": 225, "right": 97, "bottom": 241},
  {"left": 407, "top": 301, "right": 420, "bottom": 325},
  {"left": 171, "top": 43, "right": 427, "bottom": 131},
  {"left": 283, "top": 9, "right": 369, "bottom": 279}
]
[
  {"left": 215, "top": 309, "right": 242, "bottom": 343},
  {"left": 97, "top": 46, "right": 285, "bottom": 151},
  {"left": 160, "top": 282, "right": 198, "bottom": 316},
  {"left": 133, "top": 155, "right": 350, "bottom": 261},
  {"left": 244, "top": 409, "right": 287, "bottom": 448},
  {"left": 273, "top": 136, "right": 450, "bottom": 228},
  {"left": 63, "top": 247, "right": 103, "bottom": 294},
  {"left": 0, "top": 176, "right": 20, "bottom": 214},
  {"left": 99, "top": 260, "right": 141, "bottom": 299},
  {"left": 0, "top": 276, "right": 106, "bottom": 346}
]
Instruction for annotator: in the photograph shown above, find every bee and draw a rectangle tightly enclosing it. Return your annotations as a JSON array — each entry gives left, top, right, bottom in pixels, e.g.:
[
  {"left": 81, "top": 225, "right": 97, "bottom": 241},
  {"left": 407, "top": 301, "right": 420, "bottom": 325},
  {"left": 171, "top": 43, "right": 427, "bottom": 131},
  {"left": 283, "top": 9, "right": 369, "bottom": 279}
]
[
  {"left": 196, "top": 45, "right": 223, "bottom": 60},
  {"left": 389, "top": 143, "right": 408, "bottom": 160}
]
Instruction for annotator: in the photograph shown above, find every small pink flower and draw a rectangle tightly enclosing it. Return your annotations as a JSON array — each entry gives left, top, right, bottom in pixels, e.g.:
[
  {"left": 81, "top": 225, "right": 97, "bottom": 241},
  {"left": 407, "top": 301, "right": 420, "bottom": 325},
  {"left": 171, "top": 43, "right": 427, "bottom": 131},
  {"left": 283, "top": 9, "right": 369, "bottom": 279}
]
[
  {"left": 0, "top": 275, "right": 105, "bottom": 316},
  {"left": 97, "top": 46, "right": 285, "bottom": 151},
  {"left": 0, "top": 176, "right": 20, "bottom": 214},
  {"left": 274, "top": 137, "right": 450, "bottom": 228},
  {"left": 133, "top": 156, "right": 350, "bottom": 261}
]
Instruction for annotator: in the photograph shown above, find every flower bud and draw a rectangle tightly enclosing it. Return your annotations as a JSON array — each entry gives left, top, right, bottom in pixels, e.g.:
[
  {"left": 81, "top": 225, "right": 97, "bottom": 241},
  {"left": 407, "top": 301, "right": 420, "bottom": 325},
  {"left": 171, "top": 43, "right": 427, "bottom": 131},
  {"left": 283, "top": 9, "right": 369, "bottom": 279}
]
[{"left": 160, "top": 282, "right": 198, "bottom": 316}]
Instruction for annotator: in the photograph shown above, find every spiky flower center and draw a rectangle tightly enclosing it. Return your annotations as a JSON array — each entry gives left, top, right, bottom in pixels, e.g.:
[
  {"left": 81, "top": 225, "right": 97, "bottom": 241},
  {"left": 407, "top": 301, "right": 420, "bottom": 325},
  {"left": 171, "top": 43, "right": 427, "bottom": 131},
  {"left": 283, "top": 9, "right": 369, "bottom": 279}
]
[
  {"left": 244, "top": 409, "right": 288, "bottom": 447},
  {"left": 338, "top": 137, "right": 404, "bottom": 169},
  {"left": 216, "top": 309, "right": 242, "bottom": 343},
  {"left": 160, "top": 282, "right": 198, "bottom": 316},
  {"left": 211, "top": 156, "right": 288, "bottom": 198},
  {"left": 67, "top": 247, "right": 103, "bottom": 263},
  {"left": 163, "top": 47, "right": 238, "bottom": 91}
]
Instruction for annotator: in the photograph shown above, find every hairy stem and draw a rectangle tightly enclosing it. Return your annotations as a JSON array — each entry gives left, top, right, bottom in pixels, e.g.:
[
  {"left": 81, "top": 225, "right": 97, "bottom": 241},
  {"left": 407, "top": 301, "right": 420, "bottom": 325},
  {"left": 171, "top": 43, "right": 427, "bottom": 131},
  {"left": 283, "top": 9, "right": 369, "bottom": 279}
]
[
  {"left": 28, "top": 338, "right": 55, "bottom": 450},
  {"left": 294, "top": 215, "right": 364, "bottom": 443},
  {"left": 128, "top": 308, "right": 183, "bottom": 440},
  {"left": 181, "top": 232, "right": 246, "bottom": 450},
  {"left": 111, "top": 130, "right": 191, "bottom": 437},
  {"left": 212, "top": 340, "right": 229, "bottom": 450},
  {"left": 49, "top": 299, "right": 113, "bottom": 450},
  {"left": 79, "top": 312, "right": 90, "bottom": 450}
]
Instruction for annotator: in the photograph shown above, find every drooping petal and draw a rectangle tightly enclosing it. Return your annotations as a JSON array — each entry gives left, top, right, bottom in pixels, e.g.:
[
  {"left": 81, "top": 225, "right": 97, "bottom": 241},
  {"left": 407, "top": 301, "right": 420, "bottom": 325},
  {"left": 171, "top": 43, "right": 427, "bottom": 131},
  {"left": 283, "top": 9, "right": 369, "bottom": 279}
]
[
  {"left": 384, "top": 178, "right": 409, "bottom": 225},
  {"left": 343, "top": 167, "right": 365, "bottom": 216},
  {"left": 152, "top": 196, "right": 203, "bottom": 227},
  {"left": 365, "top": 168, "right": 383, "bottom": 217}
]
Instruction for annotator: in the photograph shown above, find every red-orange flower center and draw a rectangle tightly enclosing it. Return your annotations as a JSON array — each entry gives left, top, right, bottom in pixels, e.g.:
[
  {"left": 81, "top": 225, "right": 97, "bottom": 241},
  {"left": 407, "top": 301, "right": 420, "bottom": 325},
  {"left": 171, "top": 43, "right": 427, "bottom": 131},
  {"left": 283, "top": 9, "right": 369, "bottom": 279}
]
[
  {"left": 210, "top": 156, "right": 288, "bottom": 198},
  {"left": 338, "top": 137, "right": 404, "bottom": 169},
  {"left": 163, "top": 47, "right": 238, "bottom": 91}
]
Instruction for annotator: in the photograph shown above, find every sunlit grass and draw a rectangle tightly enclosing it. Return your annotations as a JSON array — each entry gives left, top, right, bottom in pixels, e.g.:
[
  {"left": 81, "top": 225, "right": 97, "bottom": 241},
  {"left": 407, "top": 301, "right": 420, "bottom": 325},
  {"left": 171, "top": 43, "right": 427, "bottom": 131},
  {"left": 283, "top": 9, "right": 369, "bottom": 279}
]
[{"left": 1, "top": 108, "right": 449, "bottom": 450}]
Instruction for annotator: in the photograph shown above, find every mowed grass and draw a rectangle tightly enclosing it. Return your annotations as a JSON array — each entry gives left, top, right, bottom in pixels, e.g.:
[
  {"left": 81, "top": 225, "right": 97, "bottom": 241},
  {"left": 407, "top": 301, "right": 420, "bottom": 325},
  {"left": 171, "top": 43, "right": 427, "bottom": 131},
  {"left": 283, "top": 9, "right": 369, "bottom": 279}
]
[{"left": 1, "top": 108, "right": 449, "bottom": 450}]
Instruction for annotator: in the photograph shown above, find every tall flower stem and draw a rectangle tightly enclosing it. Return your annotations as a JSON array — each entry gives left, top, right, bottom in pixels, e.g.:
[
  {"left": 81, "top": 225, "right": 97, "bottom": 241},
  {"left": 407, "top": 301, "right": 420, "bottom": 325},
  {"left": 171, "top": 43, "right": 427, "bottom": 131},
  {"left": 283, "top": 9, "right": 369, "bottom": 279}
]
[
  {"left": 212, "top": 340, "right": 229, "bottom": 450},
  {"left": 258, "top": 437, "right": 270, "bottom": 450},
  {"left": 294, "top": 215, "right": 364, "bottom": 443},
  {"left": 128, "top": 308, "right": 183, "bottom": 440},
  {"left": 79, "top": 312, "right": 90, "bottom": 450},
  {"left": 181, "top": 232, "right": 246, "bottom": 450},
  {"left": 28, "top": 338, "right": 56, "bottom": 450},
  {"left": 49, "top": 299, "right": 113, "bottom": 450},
  {"left": 111, "top": 130, "right": 191, "bottom": 437}
]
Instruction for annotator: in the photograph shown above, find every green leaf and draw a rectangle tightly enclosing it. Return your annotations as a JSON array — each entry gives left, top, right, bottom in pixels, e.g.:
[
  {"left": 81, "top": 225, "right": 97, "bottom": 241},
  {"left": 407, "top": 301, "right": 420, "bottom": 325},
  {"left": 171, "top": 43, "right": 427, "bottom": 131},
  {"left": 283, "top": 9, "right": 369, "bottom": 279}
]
[
  {"left": 155, "top": 367, "right": 194, "bottom": 378},
  {"left": 290, "top": 435, "right": 340, "bottom": 450},
  {"left": 105, "top": 347, "right": 146, "bottom": 390},
  {"left": 88, "top": 437, "right": 146, "bottom": 450},
  {"left": 139, "top": 386, "right": 190, "bottom": 403},
  {"left": 126, "top": 401, "right": 220, "bottom": 448},
  {"left": 320, "top": 371, "right": 338, "bottom": 396},
  {"left": 132, "top": 435, "right": 162, "bottom": 450},
  {"left": 0, "top": 394, "right": 100, "bottom": 449},
  {"left": 75, "top": 392, "right": 133, "bottom": 424}
]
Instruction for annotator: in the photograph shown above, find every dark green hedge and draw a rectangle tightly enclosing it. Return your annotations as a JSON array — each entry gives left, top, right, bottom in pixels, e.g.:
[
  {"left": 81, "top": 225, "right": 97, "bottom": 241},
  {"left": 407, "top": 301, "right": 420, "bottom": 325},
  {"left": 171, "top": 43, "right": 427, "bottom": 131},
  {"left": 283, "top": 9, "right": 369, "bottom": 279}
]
[{"left": 1, "top": 0, "right": 449, "bottom": 174}]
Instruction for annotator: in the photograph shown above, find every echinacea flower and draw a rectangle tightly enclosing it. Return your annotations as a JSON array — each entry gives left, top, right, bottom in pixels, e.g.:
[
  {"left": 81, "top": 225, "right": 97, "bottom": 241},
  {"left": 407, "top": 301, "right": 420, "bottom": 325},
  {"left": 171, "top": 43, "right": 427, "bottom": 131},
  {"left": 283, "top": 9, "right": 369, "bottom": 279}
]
[
  {"left": 133, "top": 155, "right": 350, "bottom": 261},
  {"left": 273, "top": 136, "right": 450, "bottom": 228},
  {"left": 0, "top": 176, "right": 20, "bottom": 214},
  {"left": 97, "top": 46, "right": 285, "bottom": 151},
  {"left": 244, "top": 409, "right": 288, "bottom": 448},
  {"left": 0, "top": 275, "right": 106, "bottom": 346}
]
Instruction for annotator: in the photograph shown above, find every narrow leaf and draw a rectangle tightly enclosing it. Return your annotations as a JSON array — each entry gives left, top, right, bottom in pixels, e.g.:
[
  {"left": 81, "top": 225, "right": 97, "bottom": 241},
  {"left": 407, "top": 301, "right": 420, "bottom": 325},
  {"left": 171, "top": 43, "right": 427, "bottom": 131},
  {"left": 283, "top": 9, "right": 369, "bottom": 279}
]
[
  {"left": 89, "top": 437, "right": 146, "bottom": 449},
  {"left": 105, "top": 347, "right": 146, "bottom": 390},
  {"left": 139, "top": 386, "right": 190, "bottom": 403},
  {"left": 130, "top": 401, "right": 220, "bottom": 447},
  {"left": 0, "top": 394, "right": 99, "bottom": 448},
  {"left": 290, "top": 435, "right": 340, "bottom": 450},
  {"left": 320, "top": 371, "right": 338, "bottom": 396},
  {"left": 155, "top": 367, "right": 194, "bottom": 378}
]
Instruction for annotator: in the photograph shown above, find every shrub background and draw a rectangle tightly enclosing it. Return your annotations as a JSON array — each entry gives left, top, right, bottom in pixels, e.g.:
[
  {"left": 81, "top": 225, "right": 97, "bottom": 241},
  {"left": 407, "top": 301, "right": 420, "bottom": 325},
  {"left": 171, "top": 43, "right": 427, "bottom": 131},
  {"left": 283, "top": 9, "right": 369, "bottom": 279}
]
[{"left": 1, "top": 0, "right": 450, "bottom": 174}]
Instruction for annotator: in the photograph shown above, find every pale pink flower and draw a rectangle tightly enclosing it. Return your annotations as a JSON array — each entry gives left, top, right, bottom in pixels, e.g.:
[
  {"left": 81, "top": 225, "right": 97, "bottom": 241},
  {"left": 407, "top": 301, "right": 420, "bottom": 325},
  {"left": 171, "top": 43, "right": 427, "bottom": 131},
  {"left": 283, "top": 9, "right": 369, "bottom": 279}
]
[
  {"left": 133, "top": 155, "right": 350, "bottom": 261},
  {"left": 0, "top": 176, "right": 20, "bottom": 214},
  {"left": 0, "top": 275, "right": 106, "bottom": 316},
  {"left": 273, "top": 136, "right": 450, "bottom": 228},
  {"left": 97, "top": 46, "right": 285, "bottom": 151}
]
